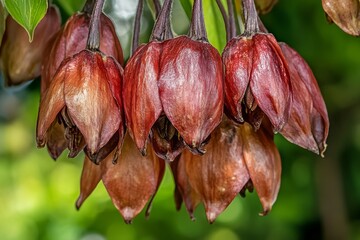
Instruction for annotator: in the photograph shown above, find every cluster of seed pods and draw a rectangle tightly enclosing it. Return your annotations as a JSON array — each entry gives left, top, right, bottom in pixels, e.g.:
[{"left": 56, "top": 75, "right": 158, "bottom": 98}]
[{"left": 0, "top": 0, "right": 338, "bottom": 223}]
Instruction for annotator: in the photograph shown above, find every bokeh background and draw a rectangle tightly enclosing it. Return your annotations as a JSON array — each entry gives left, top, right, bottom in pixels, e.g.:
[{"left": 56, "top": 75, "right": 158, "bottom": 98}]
[{"left": 1, "top": 0, "right": 360, "bottom": 239}]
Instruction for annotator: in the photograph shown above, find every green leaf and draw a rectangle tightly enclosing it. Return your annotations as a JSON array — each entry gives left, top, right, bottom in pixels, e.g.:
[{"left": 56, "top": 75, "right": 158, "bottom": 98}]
[
  {"left": 54, "top": 0, "right": 85, "bottom": 16},
  {"left": 0, "top": 1, "right": 7, "bottom": 45},
  {"left": 179, "top": 0, "right": 192, "bottom": 20},
  {"left": 203, "top": 0, "right": 227, "bottom": 52},
  {"left": 4, "top": 0, "right": 47, "bottom": 41}
]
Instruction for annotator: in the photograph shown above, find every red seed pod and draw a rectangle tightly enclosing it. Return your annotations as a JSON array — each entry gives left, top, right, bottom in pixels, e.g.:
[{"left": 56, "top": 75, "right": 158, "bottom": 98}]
[
  {"left": 39, "top": 9, "right": 124, "bottom": 160},
  {"left": 223, "top": 33, "right": 291, "bottom": 132},
  {"left": 158, "top": 36, "right": 223, "bottom": 153},
  {"left": 37, "top": 50, "right": 124, "bottom": 162},
  {"left": 279, "top": 42, "right": 329, "bottom": 156}
]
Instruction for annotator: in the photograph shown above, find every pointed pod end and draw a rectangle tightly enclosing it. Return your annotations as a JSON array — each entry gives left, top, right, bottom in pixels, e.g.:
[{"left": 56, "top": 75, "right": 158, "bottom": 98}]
[
  {"left": 259, "top": 209, "right": 270, "bottom": 217},
  {"left": 36, "top": 137, "right": 46, "bottom": 148},
  {"left": 75, "top": 195, "right": 84, "bottom": 211},
  {"left": 120, "top": 207, "right": 136, "bottom": 224}
]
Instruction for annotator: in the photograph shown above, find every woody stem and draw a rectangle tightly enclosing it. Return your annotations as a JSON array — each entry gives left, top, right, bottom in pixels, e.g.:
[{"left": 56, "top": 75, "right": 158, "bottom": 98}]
[
  {"left": 132, "top": 0, "right": 144, "bottom": 54},
  {"left": 189, "top": 0, "right": 207, "bottom": 41},
  {"left": 86, "top": 0, "right": 105, "bottom": 50}
]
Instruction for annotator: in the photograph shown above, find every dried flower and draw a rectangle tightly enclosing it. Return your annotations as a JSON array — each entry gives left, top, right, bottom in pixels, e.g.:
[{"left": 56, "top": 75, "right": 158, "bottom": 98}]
[
  {"left": 223, "top": 0, "right": 291, "bottom": 132},
  {"left": 279, "top": 42, "right": 329, "bottom": 156}
]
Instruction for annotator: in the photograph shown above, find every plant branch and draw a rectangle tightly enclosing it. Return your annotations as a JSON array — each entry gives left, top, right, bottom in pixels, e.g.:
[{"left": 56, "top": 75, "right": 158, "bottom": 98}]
[
  {"left": 227, "top": 0, "right": 236, "bottom": 39},
  {"left": 189, "top": 0, "right": 207, "bottom": 41},
  {"left": 151, "top": 0, "right": 173, "bottom": 41},
  {"left": 132, "top": 0, "right": 144, "bottom": 54},
  {"left": 86, "top": 0, "right": 105, "bottom": 50},
  {"left": 242, "top": 0, "right": 259, "bottom": 35},
  {"left": 215, "top": 0, "right": 229, "bottom": 42}
]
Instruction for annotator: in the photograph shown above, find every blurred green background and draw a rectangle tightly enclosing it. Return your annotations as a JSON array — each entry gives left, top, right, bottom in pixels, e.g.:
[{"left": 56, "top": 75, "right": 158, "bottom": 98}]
[{"left": 1, "top": 0, "right": 360, "bottom": 239}]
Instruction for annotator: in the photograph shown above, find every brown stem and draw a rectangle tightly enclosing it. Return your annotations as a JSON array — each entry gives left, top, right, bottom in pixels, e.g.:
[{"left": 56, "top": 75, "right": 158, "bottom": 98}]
[
  {"left": 151, "top": 0, "right": 173, "bottom": 41},
  {"left": 215, "top": 0, "right": 229, "bottom": 42},
  {"left": 153, "top": 0, "right": 161, "bottom": 17},
  {"left": 132, "top": 0, "right": 144, "bottom": 54},
  {"left": 86, "top": 0, "right": 104, "bottom": 50},
  {"left": 242, "top": 0, "right": 259, "bottom": 35},
  {"left": 227, "top": 0, "right": 236, "bottom": 39},
  {"left": 189, "top": 0, "right": 207, "bottom": 41},
  {"left": 82, "top": 0, "right": 95, "bottom": 15}
]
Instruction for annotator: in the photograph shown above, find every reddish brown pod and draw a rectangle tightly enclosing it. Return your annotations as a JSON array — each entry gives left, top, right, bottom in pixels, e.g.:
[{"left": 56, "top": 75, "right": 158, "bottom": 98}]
[
  {"left": 172, "top": 118, "right": 281, "bottom": 222},
  {"left": 39, "top": 0, "right": 124, "bottom": 161},
  {"left": 124, "top": 0, "right": 223, "bottom": 159},
  {"left": 37, "top": 50, "right": 124, "bottom": 164},
  {"left": 0, "top": 5, "right": 61, "bottom": 86},
  {"left": 322, "top": 0, "right": 360, "bottom": 36},
  {"left": 223, "top": 0, "right": 291, "bottom": 132},
  {"left": 76, "top": 134, "right": 165, "bottom": 223},
  {"left": 279, "top": 42, "right": 329, "bottom": 156}
]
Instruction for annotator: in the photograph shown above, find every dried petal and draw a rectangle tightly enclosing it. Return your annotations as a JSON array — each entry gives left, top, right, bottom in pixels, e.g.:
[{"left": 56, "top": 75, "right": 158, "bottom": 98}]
[
  {"left": 150, "top": 116, "right": 185, "bottom": 161},
  {"left": 101, "top": 134, "right": 165, "bottom": 223},
  {"left": 223, "top": 37, "right": 253, "bottom": 123},
  {"left": 322, "top": 0, "right": 360, "bottom": 36},
  {"left": 76, "top": 156, "right": 102, "bottom": 209},
  {"left": 64, "top": 50, "right": 121, "bottom": 154},
  {"left": 46, "top": 121, "right": 67, "bottom": 160},
  {"left": 280, "top": 43, "right": 329, "bottom": 156},
  {"left": 239, "top": 122, "right": 281, "bottom": 215},
  {"left": 123, "top": 42, "right": 163, "bottom": 153},
  {"left": 170, "top": 156, "right": 201, "bottom": 220},
  {"left": 36, "top": 59, "right": 68, "bottom": 147},
  {"left": 159, "top": 36, "right": 223, "bottom": 150},
  {"left": 251, "top": 34, "right": 291, "bottom": 132},
  {"left": 182, "top": 120, "right": 250, "bottom": 223}
]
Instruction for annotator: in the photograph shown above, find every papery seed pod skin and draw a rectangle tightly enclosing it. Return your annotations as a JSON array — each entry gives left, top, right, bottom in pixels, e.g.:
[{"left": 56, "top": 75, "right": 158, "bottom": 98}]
[
  {"left": 123, "top": 42, "right": 163, "bottom": 153},
  {"left": 223, "top": 33, "right": 291, "bottom": 132},
  {"left": 181, "top": 120, "right": 250, "bottom": 223},
  {"left": 0, "top": 5, "right": 61, "bottom": 86},
  {"left": 159, "top": 36, "right": 223, "bottom": 151},
  {"left": 255, "top": 0, "right": 278, "bottom": 14},
  {"left": 279, "top": 43, "right": 329, "bottom": 156},
  {"left": 76, "top": 156, "right": 102, "bottom": 209},
  {"left": 170, "top": 156, "right": 201, "bottom": 220},
  {"left": 322, "top": 0, "right": 360, "bottom": 36},
  {"left": 101, "top": 134, "right": 165, "bottom": 223},
  {"left": 239, "top": 121, "right": 281, "bottom": 215}
]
